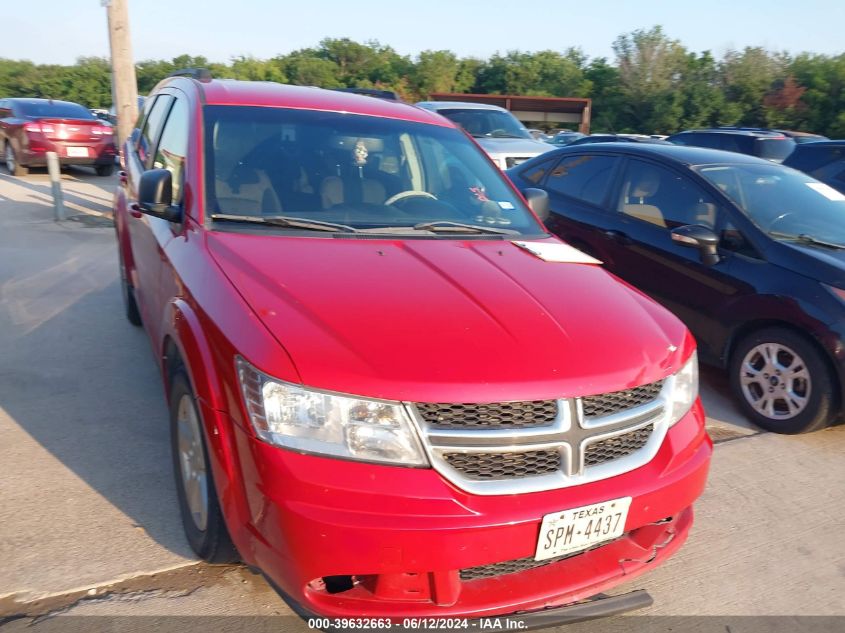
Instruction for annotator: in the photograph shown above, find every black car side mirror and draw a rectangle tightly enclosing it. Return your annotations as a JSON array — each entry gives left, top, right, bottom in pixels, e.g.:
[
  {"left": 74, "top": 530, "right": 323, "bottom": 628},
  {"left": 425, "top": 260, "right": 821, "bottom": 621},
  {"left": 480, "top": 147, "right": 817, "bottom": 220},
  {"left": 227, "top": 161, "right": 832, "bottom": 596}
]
[
  {"left": 138, "top": 169, "right": 182, "bottom": 222},
  {"left": 523, "top": 188, "right": 550, "bottom": 222},
  {"left": 671, "top": 224, "right": 720, "bottom": 266}
]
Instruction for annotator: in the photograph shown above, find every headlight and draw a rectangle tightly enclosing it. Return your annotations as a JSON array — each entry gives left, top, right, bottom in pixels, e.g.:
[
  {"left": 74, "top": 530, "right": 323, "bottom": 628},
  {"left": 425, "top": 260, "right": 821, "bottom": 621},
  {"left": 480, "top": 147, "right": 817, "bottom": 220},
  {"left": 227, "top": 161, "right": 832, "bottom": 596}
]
[
  {"left": 236, "top": 357, "right": 428, "bottom": 466},
  {"left": 667, "top": 351, "right": 699, "bottom": 426}
]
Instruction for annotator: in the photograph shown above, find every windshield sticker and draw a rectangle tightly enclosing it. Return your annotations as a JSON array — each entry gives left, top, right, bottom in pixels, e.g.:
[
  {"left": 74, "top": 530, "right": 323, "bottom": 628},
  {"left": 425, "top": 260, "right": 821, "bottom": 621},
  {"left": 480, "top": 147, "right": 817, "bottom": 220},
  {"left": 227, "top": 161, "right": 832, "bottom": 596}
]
[
  {"left": 469, "top": 186, "right": 489, "bottom": 202},
  {"left": 806, "top": 182, "right": 845, "bottom": 201},
  {"left": 499, "top": 201, "right": 515, "bottom": 210},
  {"left": 513, "top": 241, "right": 602, "bottom": 265}
]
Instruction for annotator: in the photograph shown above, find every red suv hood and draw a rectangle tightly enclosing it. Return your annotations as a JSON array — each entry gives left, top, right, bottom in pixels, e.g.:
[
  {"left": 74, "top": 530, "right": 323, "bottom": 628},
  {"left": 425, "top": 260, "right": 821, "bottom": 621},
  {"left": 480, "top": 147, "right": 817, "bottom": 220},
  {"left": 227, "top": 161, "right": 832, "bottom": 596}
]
[{"left": 207, "top": 233, "right": 692, "bottom": 402}]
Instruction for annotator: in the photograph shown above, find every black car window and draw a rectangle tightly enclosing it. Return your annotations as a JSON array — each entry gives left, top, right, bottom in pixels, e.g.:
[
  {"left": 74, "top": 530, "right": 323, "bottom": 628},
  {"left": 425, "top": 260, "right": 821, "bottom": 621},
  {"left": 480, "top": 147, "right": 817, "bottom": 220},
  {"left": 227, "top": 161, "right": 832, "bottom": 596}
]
[
  {"left": 152, "top": 97, "right": 189, "bottom": 205},
  {"left": 518, "top": 155, "right": 559, "bottom": 185},
  {"left": 692, "top": 134, "right": 721, "bottom": 150},
  {"left": 136, "top": 95, "right": 174, "bottom": 168},
  {"left": 617, "top": 159, "right": 720, "bottom": 230},
  {"left": 544, "top": 154, "right": 617, "bottom": 206}
]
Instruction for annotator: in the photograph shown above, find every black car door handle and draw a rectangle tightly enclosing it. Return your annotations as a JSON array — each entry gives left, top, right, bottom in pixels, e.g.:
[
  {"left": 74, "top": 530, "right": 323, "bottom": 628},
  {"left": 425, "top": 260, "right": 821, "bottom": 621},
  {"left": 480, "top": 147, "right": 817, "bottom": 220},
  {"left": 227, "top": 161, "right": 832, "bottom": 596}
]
[{"left": 603, "top": 230, "right": 632, "bottom": 244}]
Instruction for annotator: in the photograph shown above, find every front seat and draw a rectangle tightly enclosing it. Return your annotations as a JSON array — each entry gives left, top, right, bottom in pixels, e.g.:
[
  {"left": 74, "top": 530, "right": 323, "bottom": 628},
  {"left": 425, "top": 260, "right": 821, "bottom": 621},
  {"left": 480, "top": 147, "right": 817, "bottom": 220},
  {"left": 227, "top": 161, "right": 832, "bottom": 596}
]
[
  {"left": 212, "top": 123, "right": 282, "bottom": 215},
  {"left": 622, "top": 168, "right": 665, "bottom": 227}
]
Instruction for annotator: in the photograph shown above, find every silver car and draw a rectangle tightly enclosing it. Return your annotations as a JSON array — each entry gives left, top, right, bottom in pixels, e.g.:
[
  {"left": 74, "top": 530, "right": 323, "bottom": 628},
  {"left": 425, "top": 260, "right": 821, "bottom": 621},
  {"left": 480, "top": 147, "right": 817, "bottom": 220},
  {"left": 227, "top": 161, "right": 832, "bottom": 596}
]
[{"left": 416, "top": 101, "right": 554, "bottom": 169}]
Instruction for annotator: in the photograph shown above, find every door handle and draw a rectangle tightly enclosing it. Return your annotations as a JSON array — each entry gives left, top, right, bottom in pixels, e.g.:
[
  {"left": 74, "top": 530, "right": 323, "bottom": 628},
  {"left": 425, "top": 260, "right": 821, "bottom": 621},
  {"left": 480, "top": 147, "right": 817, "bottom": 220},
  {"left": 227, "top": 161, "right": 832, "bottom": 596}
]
[
  {"left": 130, "top": 202, "right": 143, "bottom": 219},
  {"left": 603, "top": 230, "right": 632, "bottom": 244}
]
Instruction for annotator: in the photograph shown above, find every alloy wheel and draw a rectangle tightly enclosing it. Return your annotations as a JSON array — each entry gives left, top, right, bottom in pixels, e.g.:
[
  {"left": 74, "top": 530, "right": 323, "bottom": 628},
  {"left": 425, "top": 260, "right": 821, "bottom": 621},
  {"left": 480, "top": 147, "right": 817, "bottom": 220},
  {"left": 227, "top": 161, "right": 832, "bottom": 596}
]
[
  {"left": 739, "top": 342, "right": 811, "bottom": 420},
  {"left": 176, "top": 394, "right": 209, "bottom": 531}
]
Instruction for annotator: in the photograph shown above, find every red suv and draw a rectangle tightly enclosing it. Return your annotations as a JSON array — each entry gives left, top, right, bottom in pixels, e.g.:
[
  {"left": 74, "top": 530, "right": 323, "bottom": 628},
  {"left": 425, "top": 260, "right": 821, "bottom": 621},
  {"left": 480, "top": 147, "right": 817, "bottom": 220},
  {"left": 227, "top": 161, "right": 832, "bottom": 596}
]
[
  {"left": 0, "top": 98, "right": 116, "bottom": 176},
  {"left": 114, "top": 71, "right": 711, "bottom": 624}
]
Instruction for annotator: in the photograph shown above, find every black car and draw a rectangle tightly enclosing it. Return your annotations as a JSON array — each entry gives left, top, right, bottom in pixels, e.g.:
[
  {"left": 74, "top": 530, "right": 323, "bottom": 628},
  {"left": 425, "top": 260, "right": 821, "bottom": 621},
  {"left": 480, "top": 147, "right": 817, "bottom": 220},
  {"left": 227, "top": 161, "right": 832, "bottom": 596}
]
[
  {"left": 508, "top": 143, "right": 845, "bottom": 434},
  {"left": 667, "top": 128, "right": 795, "bottom": 162},
  {"left": 783, "top": 141, "right": 845, "bottom": 195},
  {"left": 568, "top": 134, "right": 670, "bottom": 146}
]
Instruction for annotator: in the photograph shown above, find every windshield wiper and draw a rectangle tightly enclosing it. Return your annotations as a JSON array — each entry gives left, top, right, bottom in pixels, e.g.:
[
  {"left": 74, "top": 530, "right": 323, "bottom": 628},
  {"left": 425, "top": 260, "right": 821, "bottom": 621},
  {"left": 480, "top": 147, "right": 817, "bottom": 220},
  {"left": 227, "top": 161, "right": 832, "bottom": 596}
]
[
  {"left": 768, "top": 231, "right": 845, "bottom": 249},
  {"left": 211, "top": 214, "right": 358, "bottom": 233},
  {"left": 412, "top": 221, "right": 517, "bottom": 235}
]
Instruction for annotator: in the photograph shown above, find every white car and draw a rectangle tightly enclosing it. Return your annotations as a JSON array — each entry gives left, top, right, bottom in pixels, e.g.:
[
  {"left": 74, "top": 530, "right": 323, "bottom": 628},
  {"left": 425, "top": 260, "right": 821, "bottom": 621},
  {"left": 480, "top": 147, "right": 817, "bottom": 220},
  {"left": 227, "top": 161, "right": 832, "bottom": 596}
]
[{"left": 416, "top": 101, "right": 554, "bottom": 169}]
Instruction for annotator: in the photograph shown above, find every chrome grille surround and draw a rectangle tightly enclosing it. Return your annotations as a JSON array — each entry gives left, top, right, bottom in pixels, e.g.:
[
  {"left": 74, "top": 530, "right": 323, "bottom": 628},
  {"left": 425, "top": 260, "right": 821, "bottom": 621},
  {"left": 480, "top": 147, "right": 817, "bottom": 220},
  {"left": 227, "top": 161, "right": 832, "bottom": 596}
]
[{"left": 407, "top": 378, "right": 672, "bottom": 495}]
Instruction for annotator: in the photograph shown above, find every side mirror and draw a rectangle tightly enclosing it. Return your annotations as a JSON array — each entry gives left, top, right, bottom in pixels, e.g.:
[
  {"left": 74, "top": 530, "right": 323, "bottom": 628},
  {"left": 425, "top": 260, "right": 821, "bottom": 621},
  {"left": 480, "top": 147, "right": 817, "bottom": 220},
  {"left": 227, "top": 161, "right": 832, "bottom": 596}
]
[
  {"left": 138, "top": 168, "right": 182, "bottom": 222},
  {"left": 671, "top": 224, "right": 720, "bottom": 266},
  {"left": 523, "top": 188, "right": 550, "bottom": 222}
]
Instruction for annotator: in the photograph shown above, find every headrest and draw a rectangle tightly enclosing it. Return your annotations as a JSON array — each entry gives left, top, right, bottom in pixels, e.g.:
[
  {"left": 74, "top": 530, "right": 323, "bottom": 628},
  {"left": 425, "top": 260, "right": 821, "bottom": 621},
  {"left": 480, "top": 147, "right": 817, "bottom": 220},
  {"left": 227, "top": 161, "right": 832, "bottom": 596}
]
[{"left": 630, "top": 169, "right": 660, "bottom": 198}]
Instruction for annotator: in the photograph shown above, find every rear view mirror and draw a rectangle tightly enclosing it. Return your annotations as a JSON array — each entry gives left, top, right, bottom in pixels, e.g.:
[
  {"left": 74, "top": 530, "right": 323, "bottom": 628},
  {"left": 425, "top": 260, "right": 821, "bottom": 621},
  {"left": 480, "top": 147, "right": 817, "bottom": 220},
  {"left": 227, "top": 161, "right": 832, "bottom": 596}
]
[
  {"left": 138, "top": 168, "right": 182, "bottom": 222},
  {"left": 671, "top": 224, "right": 720, "bottom": 266},
  {"left": 523, "top": 188, "right": 550, "bottom": 222}
]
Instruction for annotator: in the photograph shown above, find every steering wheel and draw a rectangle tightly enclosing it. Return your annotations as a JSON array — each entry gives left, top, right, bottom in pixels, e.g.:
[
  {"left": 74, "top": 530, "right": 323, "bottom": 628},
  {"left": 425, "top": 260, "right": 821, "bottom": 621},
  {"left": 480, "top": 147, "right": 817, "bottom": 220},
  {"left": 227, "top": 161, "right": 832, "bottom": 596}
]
[
  {"left": 385, "top": 190, "right": 438, "bottom": 206},
  {"left": 768, "top": 212, "right": 794, "bottom": 231}
]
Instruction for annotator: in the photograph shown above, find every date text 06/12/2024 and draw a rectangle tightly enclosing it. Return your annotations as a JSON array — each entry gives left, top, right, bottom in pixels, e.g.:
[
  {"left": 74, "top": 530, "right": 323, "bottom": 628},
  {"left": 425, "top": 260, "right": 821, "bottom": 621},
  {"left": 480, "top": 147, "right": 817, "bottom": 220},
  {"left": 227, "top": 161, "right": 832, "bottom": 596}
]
[{"left": 307, "top": 618, "right": 528, "bottom": 630}]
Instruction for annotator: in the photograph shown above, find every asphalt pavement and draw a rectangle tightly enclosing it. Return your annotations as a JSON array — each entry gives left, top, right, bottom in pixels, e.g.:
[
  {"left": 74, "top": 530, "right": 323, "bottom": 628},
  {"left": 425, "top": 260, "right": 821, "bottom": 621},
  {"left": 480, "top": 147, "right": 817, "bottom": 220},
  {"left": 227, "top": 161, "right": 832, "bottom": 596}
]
[{"left": 0, "top": 167, "right": 843, "bottom": 630}]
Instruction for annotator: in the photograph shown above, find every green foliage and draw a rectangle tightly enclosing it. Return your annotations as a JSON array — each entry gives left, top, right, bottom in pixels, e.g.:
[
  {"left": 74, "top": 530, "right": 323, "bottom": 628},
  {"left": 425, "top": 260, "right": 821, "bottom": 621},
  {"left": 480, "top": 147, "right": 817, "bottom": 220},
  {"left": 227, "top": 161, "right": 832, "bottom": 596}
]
[{"left": 1, "top": 30, "right": 843, "bottom": 136}]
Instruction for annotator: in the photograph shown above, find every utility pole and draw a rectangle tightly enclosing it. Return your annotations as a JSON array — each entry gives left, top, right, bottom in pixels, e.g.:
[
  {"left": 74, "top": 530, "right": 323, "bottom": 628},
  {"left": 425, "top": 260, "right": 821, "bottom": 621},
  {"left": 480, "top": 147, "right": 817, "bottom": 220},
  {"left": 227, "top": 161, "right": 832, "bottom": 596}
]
[{"left": 102, "top": 0, "right": 138, "bottom": 148}]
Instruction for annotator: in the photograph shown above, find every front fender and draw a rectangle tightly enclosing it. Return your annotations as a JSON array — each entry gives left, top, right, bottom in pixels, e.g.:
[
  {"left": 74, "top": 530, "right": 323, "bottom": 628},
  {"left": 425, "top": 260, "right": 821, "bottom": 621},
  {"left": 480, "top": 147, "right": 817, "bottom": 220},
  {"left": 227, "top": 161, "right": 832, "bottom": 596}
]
[{"left": 161, "top": 298, "right": 254, "bottom": 557}]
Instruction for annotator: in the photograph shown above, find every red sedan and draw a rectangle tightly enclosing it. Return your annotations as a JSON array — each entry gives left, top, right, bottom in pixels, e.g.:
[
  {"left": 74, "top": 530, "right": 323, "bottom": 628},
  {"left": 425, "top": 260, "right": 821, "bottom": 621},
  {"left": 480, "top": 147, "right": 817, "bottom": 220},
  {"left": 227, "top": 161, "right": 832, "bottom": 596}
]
[
  {"left": 114, "top": 71, "right": 711, "bottom": 624},
  {"left": 0, "top": 98, "right": 116, "bottom": 176}
]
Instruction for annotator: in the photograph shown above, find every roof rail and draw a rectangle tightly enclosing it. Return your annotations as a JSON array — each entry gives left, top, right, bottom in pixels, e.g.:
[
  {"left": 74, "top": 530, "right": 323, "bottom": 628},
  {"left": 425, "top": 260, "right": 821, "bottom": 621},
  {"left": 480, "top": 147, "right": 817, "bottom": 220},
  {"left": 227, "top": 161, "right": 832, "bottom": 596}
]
[
  {"left": 167, "top": 68, "right": 213, "bottom": 83},
  {"left": 330, "top": 87, "right": 400, "bottom": 101}
]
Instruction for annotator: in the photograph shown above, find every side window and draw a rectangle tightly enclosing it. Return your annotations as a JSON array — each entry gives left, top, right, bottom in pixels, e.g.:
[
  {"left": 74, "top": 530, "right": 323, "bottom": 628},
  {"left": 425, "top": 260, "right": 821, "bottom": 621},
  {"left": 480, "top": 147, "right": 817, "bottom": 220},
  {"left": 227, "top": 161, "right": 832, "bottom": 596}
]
[
  {"left": 673, "top": 133, "right": 695, "bottom": 146},
  {"left": 694, "top": 133, "right": 721, "bottom": 149},
  {"left": 617, "top": 159, "right": 721, "bottom": 230},
  {"left": 152, "top": 97, "right": 190, "bottom": 205},
  {"left": 545, "top": 154, "right": 618, "bottom": 206},
  {"left": 518, "top": 155, "right": 559, "bottom": 185},
  {"left": 136, "top": 95, "right": 174, "bottom": 168}
]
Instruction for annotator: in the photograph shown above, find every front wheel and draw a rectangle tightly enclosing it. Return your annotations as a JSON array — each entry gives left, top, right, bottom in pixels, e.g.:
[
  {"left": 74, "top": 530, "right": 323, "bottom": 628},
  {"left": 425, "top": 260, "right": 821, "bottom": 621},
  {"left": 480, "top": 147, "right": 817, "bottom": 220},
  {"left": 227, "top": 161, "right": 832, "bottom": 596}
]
[
  {"left": 170, "top": 370, "right": 239, "bottom": 563},
  {"left": 729, "top": 327, "right": 835, "bottom": 434},
  {"left": 118, "top": 255, "right": 142, "bottom": 326}
]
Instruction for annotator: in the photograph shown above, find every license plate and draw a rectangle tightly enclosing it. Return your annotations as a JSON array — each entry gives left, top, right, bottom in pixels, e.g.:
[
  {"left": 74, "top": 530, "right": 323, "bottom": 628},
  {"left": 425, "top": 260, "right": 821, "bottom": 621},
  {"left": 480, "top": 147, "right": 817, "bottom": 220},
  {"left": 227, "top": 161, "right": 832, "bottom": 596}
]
[
  {"left": 535, "top": 497, "right": 631, "bottom": 561},
  {"left": 66, "top": 146, "right": 89, "bottom": 157}
]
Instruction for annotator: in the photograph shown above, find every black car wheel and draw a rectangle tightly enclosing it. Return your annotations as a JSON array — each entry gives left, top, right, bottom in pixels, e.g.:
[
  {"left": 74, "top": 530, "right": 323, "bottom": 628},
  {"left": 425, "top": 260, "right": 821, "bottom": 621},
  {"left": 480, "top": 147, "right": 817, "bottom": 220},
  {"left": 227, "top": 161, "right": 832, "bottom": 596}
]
[
  {"left": 96, "top": 163, "right": 115, "bottom": 177},
  {"left": 4, "top": 142, "right": 28, "bottom": 176},
  {"left": 169, "top": 370, "right": 238, "bottom": 563},
  {"left": 730, "top": 327, "right": 835, "bottom": 434}
]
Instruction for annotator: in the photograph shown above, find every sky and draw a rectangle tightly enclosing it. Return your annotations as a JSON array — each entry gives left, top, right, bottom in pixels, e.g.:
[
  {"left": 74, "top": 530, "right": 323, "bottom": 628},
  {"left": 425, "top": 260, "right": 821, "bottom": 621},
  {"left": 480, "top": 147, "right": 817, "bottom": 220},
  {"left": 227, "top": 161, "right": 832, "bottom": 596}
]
[{"left": 5, "top": 0, "right": 845, "bottom": 65}]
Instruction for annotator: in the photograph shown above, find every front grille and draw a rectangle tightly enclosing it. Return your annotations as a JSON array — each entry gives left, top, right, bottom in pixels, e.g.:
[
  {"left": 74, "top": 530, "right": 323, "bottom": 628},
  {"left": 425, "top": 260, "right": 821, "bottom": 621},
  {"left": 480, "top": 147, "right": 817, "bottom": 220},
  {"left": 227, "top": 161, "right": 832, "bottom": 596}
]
[
  {"left": 416, "top": 400, "right": 558, "bottom": 430},
  {"left": 443, "top": 450, "right": 560, "bottom": 480},
  {"left": 460, "top": 540, "right": 616, "bottom": 581},
  {"left": 582, "top": 381, "right": 663, "bottom": 418},
  {"left": 584, "top": 425, "right": 653, "bottom": 467}
]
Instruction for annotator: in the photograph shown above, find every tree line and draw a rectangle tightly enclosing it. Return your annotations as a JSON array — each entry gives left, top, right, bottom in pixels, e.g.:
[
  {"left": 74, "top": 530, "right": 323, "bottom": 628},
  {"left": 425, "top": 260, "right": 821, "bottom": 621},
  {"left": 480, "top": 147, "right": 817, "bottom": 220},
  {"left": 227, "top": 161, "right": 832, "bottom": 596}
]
[{"left": 1, "top": 26, "right": 843, "bottom": 136}]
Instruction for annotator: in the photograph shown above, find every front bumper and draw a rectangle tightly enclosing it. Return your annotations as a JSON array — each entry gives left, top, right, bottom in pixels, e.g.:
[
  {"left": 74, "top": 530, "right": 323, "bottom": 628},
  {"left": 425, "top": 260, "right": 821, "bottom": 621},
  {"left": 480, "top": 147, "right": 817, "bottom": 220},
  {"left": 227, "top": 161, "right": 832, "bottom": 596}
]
[{"left": 225, "top": 400, "right": 711, "bottom": 618}]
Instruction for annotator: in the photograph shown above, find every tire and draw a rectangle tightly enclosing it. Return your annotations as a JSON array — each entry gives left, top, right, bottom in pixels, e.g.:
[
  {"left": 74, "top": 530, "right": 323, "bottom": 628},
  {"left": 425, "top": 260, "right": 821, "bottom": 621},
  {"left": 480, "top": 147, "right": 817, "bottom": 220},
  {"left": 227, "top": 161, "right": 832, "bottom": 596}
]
[
  {"left": 169, "top": 370, "right": 239, "bottom": 563},
  {"left": 96, "top": 163, "right": 115, "bottom": 177},
  {"left": 118, "top": 254, "right": 142, "bottom": 326},
  {"left": 729, "top": 327, "right": 835, "bottom": 434},
  {"left": 4, "top": 141, "right": 28, "bottom": 176}
]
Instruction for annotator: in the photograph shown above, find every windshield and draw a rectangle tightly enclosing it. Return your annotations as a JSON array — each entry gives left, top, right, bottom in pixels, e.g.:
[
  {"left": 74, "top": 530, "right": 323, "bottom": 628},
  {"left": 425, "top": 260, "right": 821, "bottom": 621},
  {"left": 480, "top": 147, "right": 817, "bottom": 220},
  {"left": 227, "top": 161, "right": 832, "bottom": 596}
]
[
  {"left": 17, "top": 101, "right": 94, "bottom": 120},
  {"left": 434, "top": 108, "right": 532, "bottom": 140},
  {"left": 203, "top": 106, "right": 543, "bottom": 235},
  {"left": 697, "top": 163, "right": 845, "bottom": 245},
  {"left": 756, "top": 138, "right": 795, "bottom": 162}
]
